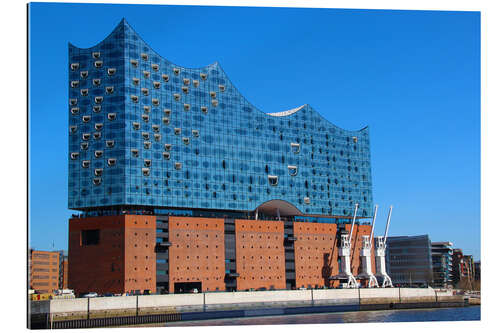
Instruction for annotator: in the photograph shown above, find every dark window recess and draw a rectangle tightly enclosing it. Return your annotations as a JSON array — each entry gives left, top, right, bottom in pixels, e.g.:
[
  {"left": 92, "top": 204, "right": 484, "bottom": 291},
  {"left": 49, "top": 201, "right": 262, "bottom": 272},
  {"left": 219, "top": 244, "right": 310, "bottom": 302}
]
[{"left": 81, "top": 229, "right": 100, "bottom": 246}]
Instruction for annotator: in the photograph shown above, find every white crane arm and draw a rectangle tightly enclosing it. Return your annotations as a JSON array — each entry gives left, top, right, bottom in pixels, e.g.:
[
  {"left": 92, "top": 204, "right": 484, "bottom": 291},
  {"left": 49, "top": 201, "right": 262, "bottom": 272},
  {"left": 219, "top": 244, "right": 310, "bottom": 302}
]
[{"left": 383, "top": 205, "right": 393, "bottom": 243}]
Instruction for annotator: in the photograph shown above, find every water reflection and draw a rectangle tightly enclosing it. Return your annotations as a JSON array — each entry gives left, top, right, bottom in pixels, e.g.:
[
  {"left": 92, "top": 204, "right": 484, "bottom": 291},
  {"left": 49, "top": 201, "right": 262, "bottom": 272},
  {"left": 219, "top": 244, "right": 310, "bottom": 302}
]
[{"left": 165, "top": 307, "right": 480, "bottom": 327}]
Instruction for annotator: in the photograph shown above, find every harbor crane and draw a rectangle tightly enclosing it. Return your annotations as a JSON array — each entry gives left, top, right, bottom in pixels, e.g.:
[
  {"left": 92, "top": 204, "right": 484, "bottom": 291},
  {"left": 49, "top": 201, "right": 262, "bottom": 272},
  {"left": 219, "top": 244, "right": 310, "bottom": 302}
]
[
  {"left": 374, "top": 206, "right": 394, "bottom": 288},
  {"left": 356, "top": 205, "right": 379, "bottom": 288},
  {"left": 331, "top": 203, "right": 359, "bottom": 288}
]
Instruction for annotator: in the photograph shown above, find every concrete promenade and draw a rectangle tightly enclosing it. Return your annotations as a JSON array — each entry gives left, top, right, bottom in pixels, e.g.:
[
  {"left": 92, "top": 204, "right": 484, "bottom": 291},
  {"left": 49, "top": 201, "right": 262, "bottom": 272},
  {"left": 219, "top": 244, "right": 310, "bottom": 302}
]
[{"left": 31, "top": 287, "right": 460, "bottom": 320}]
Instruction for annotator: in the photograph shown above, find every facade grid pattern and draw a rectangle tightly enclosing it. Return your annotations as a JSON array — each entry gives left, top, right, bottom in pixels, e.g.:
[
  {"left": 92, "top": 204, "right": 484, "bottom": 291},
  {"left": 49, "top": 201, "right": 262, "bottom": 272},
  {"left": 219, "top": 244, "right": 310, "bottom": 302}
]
[{"left": 68, "top": 19, "right": 374, "bottom": 218}]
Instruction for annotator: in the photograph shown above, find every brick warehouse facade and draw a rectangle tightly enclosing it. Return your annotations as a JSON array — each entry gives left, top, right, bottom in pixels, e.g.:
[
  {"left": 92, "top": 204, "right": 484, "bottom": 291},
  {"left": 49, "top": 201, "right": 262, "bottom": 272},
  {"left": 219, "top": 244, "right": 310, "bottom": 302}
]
[
  {"left": 67, "top": 19, "right": 377, "bottom": 295},
  {"left": 167, "top": 217, "right": 226, "bottom": 293},
  {"left": 235, "top": 219, "right": 286, "bottom": 291},
  {"left": 69, "top": 214, "right": 372, "bottom": 294},
  {"left": 62, "top": 258, "right": 69, "bottom": 289},
  {"left": 293, "top": 222, "right": 338, "bottom": 288},
  {"left": 69, "top": 215, "right": 156, "bottom": 295}
]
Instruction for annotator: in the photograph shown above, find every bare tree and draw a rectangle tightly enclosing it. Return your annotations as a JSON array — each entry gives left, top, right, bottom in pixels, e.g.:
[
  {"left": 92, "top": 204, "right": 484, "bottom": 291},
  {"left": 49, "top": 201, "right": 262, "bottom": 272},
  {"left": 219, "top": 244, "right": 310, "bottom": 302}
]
[
  {"left": 457, "top": 277, "right": 473, "bottom": 291},
  {"left": 471, "top": 280, "right": 481, "bottom": 291}
]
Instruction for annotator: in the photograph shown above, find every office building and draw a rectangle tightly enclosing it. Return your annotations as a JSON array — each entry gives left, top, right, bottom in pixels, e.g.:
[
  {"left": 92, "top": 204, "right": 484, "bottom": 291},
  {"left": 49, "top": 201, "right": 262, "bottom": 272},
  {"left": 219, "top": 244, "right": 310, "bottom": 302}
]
[
  {"left": 462, "top": 255, "right": 475, "bottom": 281},
  {"left": 68, "top": 19, "right": 374, "bottom": 295},
  {"left": 29, "top": 250, "right": 64, "bottom": 294},
  {"left": 386, "top": 235, "right": 433, "bottom": 287},
  {"left": 474, "top": 261, "right": 480, "bottom": 281},
  {"left": 451, "top": 249, "right": 464, "bottom": 285},
  {"left": 451, "top": 249, "right": 476, "bottom": 286},
  {"left": 431, "top": 242, "right": 453, "bottom": 288},
  {"left": 473, "top": 261, "right": 480, "bottom": 282}
]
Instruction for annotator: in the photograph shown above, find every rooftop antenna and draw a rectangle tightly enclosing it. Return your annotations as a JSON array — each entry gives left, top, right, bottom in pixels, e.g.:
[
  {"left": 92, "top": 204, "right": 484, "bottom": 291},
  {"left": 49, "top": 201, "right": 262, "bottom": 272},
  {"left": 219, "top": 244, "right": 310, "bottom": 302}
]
[
  {"left": 357, "top": 205, "right": 379, "bottom": 288},
  {"left": 375, "top": 205, "right": 394, "bottom": 288}
]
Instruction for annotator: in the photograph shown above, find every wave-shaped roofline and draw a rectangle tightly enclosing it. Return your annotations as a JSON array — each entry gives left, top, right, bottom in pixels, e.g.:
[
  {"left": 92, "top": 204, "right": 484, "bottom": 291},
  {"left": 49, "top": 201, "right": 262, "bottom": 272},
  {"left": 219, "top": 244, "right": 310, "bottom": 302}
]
[{"left": 69, "top": 18, "right": 369, "bottom": 133}]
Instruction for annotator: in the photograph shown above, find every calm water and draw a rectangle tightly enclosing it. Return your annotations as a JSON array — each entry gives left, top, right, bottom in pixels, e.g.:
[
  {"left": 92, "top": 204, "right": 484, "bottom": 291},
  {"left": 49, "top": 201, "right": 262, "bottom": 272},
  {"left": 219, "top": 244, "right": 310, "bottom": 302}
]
[{"left": 165, "top": 306, "right": 480, "bottom": 326}]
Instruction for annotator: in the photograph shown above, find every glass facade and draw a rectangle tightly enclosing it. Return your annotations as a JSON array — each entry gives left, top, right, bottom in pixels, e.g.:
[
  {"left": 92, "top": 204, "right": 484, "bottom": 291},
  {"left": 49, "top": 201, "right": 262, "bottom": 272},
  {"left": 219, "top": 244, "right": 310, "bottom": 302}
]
[
  {"left": 68, "top": 19, "right": 374, "bottom": 218},
  {"left": 431, "top": 242, "right": 453, "bottom": 288},
  {"left": 386, "top": 235, "right": 434, "bottom": 286}
]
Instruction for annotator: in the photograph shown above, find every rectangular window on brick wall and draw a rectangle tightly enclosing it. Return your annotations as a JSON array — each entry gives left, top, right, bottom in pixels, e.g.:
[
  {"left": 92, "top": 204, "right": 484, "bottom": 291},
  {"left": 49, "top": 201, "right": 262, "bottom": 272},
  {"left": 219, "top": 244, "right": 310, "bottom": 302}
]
[
  {"left": 81, "top": 229, "right": 100, "bottom": 246},
  {"left": 33, "top": 254, "right": 50, "bottom": 259},
  {"left": 33, "top": 261, "right": 50, "bottom": 265},
  {"left": 33, "top": 268, "right": 49, "bottom": 272}
]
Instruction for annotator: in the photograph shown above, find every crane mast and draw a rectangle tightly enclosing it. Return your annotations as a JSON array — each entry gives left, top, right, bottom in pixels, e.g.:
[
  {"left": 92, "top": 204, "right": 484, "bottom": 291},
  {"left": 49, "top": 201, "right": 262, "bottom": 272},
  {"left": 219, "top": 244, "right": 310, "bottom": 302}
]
[
  {"left": 375, "top": 206, "right": 394, "bottom": 288},
  {"left": 369, "top": 204, "right": 378, "bottom": 243},
  {"left": 348, "top": 203, "right": 359, "bottom": 244},
  {"left": 357, "top": 205, "right": 379, "bottom": 288},
  {"left": 329, "top": 203, "right": 359, "bottom": 288},
  {"left": 384, "top": 205, "right": 393, "bottom": 243}
]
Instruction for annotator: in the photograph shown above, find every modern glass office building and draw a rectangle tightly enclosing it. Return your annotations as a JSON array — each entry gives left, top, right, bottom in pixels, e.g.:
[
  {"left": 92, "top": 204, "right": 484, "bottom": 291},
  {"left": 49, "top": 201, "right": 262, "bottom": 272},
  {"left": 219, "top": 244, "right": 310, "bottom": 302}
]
[
  {"left": 386, "top": 235, "right": 434, "bottom": 287},
  {"left": 68, "top": 19, "right": 375, "bottom": 295},
  {"left": 431, "top": 242, "right": 453, "bottom": 288}
]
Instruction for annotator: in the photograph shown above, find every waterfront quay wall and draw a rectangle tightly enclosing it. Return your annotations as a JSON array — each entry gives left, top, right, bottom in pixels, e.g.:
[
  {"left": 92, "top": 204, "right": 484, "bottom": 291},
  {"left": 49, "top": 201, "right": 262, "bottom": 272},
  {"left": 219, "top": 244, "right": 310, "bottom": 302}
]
[{"left": 30, "top": 288, "right": 461, "bottom": 319}]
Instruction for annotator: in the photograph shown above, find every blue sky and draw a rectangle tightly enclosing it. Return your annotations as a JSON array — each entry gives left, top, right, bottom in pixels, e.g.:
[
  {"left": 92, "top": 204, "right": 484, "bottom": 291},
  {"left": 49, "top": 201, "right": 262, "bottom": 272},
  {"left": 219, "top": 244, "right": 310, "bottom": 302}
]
[{"left": 28, "top": 3, "right": 480, "bottom": 258}]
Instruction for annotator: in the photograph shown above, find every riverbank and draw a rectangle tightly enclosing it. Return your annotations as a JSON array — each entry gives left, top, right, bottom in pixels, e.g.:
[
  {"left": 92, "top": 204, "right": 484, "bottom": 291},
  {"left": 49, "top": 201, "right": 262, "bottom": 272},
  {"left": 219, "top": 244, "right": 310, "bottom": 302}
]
[
  {"left": 128, "top": 301, "right": 474, "bottom": 328},
  {"left": 29, "top": 287, "right": 470, "bottom": 329},
  {"left": 158, "top": 305, "right": 481, "bottom": 326}
]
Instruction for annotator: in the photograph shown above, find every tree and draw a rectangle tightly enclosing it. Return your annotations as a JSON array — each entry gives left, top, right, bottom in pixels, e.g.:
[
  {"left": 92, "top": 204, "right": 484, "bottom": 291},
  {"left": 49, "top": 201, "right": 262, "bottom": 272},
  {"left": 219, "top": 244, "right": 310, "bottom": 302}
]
[
  {"left": 471, "top": 279, "right": 481, "bottom": 291},
  {"left": 457, "top": 277, "right": 473, "bottom": 291}
]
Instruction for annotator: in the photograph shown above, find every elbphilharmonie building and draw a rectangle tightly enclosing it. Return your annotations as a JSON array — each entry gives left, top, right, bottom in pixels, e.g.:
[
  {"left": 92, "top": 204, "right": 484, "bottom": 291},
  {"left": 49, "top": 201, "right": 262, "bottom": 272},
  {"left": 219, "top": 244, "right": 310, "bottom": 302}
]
[{"left": 68, "top": 19, "right": 375, "bottom": 295}]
